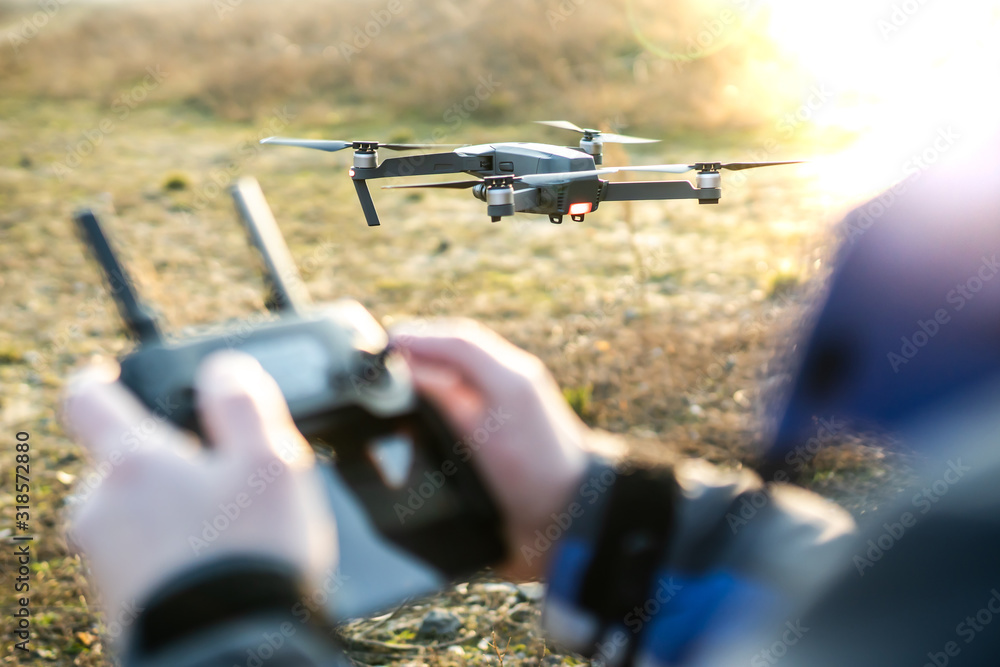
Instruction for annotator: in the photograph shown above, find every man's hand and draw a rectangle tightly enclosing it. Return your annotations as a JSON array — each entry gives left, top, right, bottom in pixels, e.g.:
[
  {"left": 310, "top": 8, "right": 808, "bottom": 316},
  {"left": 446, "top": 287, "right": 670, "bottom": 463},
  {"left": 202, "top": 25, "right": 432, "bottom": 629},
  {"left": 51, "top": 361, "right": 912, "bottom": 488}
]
[
  {"left": 392, "top": 320, "right": 591, "bottom": 580},
  {"left": 61, "top": 351, "right": 337, "bottom": 630}
]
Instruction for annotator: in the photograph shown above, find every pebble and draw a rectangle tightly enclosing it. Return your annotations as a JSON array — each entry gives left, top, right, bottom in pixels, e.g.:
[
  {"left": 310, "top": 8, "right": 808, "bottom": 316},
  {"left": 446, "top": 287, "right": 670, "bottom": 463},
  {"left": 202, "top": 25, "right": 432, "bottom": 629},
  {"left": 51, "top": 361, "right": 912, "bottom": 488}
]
[
  {"left": 516, "top": 582, "right": 546, "bottom": 601},
  {"left": 417, "top": 609, "right": 462, "bottom": 639},
  {"left": 477, "top": 582, "right": 518, "bottom": 596},
  {"left": 733, "top": 389, "right": 751, "bottom": 408}
]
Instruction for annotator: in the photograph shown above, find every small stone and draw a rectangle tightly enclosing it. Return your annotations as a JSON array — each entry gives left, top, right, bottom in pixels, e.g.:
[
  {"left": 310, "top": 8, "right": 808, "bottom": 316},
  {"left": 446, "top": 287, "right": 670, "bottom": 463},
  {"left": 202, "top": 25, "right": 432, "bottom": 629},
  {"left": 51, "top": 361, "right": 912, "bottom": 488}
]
[
  {"left": 417, "top": 609, "right": 462, "bottom": 639},
  {"left": 733, "top": 389, "right": 751, "bottom": 408},
  {"left": 478, "top": 582, "right": 518, "bottom": 596},
  {"left": 517, "top": 582, "right": 546, "bottom": 601}
]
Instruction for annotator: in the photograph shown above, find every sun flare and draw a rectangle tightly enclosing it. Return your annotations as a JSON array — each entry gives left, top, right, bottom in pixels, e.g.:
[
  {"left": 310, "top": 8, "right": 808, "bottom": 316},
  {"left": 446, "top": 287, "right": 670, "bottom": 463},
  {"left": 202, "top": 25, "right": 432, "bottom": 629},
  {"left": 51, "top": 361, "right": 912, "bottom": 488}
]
[{"left": 764, "top": 0, "right": 1000, "bottom": 202}]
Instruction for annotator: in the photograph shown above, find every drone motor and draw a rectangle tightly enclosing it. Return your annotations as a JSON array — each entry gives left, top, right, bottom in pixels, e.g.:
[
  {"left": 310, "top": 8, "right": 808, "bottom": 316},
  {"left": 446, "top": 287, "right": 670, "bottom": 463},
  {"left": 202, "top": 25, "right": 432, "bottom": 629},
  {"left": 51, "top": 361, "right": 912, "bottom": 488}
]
[
  {"left": 353, "top": 144, "right": 379, "bottom": 169},
  {"left": 484, "top": 176, "right": 515, "bottom": 222},
  {"left": 578, "top": 134, "right": 604, "bottom": 164},
  {"left": 696, "top": 170, "right": 722, "bottom": 204}
]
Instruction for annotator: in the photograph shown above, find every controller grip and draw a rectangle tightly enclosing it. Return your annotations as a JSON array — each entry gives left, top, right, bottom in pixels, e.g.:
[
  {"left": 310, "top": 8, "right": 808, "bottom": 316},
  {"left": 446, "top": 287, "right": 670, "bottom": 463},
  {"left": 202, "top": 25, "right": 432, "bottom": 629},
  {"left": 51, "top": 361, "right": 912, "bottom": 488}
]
[{"left": 396, "top": 398, "right": 507, "bottom": 575}]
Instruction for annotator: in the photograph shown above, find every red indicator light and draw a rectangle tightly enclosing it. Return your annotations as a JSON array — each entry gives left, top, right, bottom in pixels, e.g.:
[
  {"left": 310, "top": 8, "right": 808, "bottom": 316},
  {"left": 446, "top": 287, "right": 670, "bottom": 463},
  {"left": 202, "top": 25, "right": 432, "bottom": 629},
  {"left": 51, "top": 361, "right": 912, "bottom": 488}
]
[
  {"left": 349, "top": 167, "right": 356, "bottom": 177},
  {"left": 568, "top": 202, "right": 592, "bottom": 215}
]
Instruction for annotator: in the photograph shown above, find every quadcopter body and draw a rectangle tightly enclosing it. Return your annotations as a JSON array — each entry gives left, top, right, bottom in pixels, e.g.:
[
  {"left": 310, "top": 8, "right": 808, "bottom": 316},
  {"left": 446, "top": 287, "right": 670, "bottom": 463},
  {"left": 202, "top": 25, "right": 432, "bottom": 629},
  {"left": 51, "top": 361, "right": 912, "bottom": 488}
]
[
  {"left": 262, "top": 121, "right": 799, "bottom": 225},
  {"left": 372, "top": 141, "right": 619, "bottom": 223}
]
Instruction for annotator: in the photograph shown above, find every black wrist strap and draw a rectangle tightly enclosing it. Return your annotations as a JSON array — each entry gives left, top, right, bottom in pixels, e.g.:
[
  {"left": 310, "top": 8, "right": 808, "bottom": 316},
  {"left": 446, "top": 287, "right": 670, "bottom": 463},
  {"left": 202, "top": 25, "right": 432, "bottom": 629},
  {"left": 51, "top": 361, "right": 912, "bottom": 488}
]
[
  {"left": 131, "top": 557, "right": 328, "bottom": 656},
  {"left": 579, "top": 465, "right": 679, "bottom": 624}
]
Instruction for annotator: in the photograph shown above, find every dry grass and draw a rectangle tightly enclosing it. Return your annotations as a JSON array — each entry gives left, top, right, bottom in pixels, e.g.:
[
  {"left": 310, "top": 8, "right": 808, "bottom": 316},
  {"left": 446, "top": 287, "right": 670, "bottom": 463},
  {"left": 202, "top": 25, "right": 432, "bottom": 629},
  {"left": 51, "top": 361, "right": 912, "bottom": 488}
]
[
  {"left": 0, "top": 2, "right": 902, "bottom": 665},
  {"left": 0, "top": 0, "right": 812, "bottom": 132}
]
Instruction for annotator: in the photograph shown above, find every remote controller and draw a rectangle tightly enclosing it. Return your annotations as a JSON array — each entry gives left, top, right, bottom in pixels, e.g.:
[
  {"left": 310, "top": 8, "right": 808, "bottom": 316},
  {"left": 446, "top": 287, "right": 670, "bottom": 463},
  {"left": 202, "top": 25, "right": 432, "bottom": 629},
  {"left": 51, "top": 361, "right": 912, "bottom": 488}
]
[{"left": 72, "top": 177, "right": 506, "bottom": 577}]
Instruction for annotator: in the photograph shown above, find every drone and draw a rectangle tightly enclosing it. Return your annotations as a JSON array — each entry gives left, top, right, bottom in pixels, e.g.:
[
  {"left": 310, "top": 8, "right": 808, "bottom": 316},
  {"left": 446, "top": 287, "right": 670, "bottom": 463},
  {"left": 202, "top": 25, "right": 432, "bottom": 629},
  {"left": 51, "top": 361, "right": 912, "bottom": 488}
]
[{"left": 261, "top": 120, "right": 801, "bottom": 226}]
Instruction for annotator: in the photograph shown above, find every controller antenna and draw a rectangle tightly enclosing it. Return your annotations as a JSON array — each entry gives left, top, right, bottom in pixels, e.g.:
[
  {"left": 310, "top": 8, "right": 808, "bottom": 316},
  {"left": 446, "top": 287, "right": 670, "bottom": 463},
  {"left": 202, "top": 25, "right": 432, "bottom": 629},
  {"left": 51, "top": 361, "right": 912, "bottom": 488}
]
[
  {"left": 230, "top": 177, "right": 313, "bottom": 316},
  {"left": 73, "top": 209, "right": 164, "bottom": 345}
]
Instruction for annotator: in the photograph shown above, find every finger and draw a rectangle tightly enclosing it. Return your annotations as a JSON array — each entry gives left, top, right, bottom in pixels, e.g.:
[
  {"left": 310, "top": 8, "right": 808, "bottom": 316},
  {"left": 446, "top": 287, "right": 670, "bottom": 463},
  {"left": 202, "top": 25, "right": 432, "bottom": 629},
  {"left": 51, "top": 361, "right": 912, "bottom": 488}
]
[
  {"left": 390, "top": 319, "right": 538, "bottom": 391},
  {"left": 61, "top": 361, "right": 173, "bottom": 463},
  {"left": 409, "top": 359, "right": 486, "bottom": 433},
  {"left": 64, "top": 494, "right": 101, "bottom": 557},
  {"left": 195, "top": 351, "right": 313, "bottom": 468}
]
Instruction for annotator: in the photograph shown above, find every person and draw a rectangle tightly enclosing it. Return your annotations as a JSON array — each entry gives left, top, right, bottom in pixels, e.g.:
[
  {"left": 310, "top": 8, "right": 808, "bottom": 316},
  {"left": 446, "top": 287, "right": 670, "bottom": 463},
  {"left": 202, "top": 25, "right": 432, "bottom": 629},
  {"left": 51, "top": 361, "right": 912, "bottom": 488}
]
[
  {"left": 63, "top": 323, "right": 855, "bottom": 667},
  {"left": 62, "top": 129, "right": 1000, "bottom": 666}
]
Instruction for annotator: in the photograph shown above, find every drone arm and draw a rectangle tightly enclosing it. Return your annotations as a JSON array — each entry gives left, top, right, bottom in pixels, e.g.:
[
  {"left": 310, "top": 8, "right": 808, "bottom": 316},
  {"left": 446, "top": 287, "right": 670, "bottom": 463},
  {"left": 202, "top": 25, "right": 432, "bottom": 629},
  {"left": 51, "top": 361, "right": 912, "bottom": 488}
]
[
  {"left": 359, "top": 152, "right": 491, "bottom": 179},
  {"left": 601, "top": 179, "right": 720, "bottom": 203},
  {"left": 513, "top": 187, "right": 541, "bottom": 211},
  {"left": 350, "top": 152, "right": 488, "bottom": 226}
]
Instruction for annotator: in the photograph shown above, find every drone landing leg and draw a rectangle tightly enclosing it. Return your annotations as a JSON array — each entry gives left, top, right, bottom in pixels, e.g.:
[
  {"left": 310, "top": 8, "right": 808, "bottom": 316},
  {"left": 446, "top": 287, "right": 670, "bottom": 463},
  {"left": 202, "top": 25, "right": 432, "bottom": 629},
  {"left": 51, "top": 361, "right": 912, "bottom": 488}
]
[{"left": 352, "top": 179, "right": 381, "bottom": 227}]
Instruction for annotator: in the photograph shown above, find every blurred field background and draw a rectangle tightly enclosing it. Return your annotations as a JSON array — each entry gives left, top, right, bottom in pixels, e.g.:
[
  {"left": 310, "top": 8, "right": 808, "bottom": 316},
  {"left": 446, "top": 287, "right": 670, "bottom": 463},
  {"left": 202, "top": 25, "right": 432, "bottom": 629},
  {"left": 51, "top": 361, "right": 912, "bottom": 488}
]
[{"left": 1, "top": 0, "right": 999, "bottom": 665}]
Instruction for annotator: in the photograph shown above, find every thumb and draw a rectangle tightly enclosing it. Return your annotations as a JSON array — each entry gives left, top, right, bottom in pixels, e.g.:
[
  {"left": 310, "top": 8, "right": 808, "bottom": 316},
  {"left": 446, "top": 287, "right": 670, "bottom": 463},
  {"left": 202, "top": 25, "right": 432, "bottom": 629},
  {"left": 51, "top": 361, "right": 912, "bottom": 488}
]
[{"left": 195, "top": 351, "right": 313, "bottom": 469}]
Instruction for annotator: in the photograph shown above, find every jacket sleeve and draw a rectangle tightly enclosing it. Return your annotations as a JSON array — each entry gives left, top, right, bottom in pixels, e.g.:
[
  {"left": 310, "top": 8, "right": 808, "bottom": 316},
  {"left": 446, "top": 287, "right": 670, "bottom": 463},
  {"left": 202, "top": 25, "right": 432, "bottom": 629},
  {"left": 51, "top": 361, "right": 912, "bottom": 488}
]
[
  {"left": 697, "top": 380, "right": 1000, "bottom": 667},
  {"left": 122, "top": 556, "right": 350, "bottom": 667},
  {"left": 540, "top": 455, "right": 856, "bottom": 666}
]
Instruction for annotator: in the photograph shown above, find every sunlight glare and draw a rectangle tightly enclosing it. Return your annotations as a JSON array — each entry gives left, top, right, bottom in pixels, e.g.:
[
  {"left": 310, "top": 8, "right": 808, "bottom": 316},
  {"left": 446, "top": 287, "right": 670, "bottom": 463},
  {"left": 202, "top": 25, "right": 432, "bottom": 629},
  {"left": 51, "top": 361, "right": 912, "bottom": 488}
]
[{"left": 764, "top": 0, "right": 1000, "bottom": 203}]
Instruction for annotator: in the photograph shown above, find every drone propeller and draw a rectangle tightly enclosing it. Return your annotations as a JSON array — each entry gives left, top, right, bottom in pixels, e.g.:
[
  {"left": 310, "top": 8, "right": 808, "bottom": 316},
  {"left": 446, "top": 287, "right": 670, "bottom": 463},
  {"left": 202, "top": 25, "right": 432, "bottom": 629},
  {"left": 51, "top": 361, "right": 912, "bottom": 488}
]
[
  {"left": 383, "top": 160, "right": 804, "bottom": 192},
  {"left": 382, "top": 165, "right": 693, "bottom": 191},
  {"left": 517, "top": 164, "right": 692, "bottom": 186},
  {"left": 520, "top": 160, "right": 804, "bottom": 185},
  {"left": 260, "top": 137, "right": 460, "bottom": 152},
  {"left": 534, "top": 120, "right": 659, "bottom": 144},
  {"left": 535, "top": 120, "right": 587, "bottom": 133},
  {"left": 380, "top": 165, "right": 690, "bottom": 191},
  {"left": 708, "top": 161, "right": 804, "bottom": 171}
]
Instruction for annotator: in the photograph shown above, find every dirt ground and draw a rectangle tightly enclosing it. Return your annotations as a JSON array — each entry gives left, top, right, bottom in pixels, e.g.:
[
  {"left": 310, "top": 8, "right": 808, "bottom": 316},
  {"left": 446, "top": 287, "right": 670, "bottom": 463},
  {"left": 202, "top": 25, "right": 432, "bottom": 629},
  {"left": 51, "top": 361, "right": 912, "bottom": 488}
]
[{"left": 0, "top": 93, "right": 920, "bottom": 666}]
